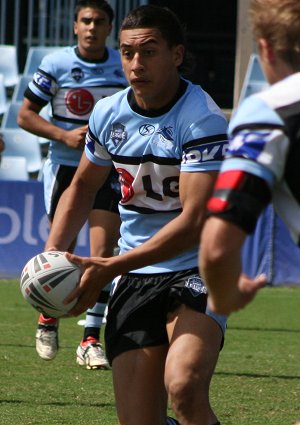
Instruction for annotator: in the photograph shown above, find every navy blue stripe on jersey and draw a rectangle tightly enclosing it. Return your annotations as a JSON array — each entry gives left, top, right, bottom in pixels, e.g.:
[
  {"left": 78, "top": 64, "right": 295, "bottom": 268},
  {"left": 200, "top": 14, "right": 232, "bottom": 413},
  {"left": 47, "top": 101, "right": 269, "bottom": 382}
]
[
  {"left": 52, "top": 113, "right": 88, "bottom": 125},
  {"left": 183, "top": 138, "right": 228, "bottom": 166},
  {"left": 111, "top": 153, "right": 181, "bottom": 166},
  {"left": 183, "top": 133, "right": 228, "bottom": 148},
  {"left": 24, "top": 87, "right": 48, "bottom": 107},
  {"left": 231, "top": 122, "right": 283, "bottom": 137},
  {"left": 122, "top": 204, "right": 182, "bottom": 214}
]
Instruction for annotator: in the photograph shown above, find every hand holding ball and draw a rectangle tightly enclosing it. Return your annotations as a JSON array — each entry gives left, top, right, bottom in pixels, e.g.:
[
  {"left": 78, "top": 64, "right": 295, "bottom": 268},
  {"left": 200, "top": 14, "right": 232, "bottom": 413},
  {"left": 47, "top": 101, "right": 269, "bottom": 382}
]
[{"left": 20, "top": 251, "right": 81, "bottom": 318}]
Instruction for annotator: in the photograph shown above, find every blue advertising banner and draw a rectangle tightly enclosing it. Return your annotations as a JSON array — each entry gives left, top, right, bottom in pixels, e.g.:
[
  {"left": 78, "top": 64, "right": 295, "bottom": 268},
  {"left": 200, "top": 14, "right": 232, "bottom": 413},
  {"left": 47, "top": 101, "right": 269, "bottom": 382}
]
[
  {"left": 0, "top": 180, "right": 89, "bottom": 278},
  {"left": 1, "top": 181, "right": 300, "bottom": 285}
]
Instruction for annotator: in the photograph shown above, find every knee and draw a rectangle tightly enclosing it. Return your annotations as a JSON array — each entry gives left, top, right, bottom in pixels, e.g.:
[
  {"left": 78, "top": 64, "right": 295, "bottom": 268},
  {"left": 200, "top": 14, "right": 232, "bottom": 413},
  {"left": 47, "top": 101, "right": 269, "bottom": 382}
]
[{"left": 166, "top": 370, "right": 204, "bottom": 409}]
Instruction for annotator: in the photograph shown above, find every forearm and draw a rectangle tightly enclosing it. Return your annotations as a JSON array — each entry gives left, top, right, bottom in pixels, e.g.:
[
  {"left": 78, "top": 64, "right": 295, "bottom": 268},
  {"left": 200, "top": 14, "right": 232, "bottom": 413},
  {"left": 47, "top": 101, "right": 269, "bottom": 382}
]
[
  {"left": 201, "top": 249, "right": 242, "bottom": 311},
  {"left": 108, "top": 209, "right": 204, "bottom": 276},
  {"left": 18, "top": 109, "right": 66, "bottom": 142},
  {"left": 200, "top": 217, "right": 246, "bottom": 311}
]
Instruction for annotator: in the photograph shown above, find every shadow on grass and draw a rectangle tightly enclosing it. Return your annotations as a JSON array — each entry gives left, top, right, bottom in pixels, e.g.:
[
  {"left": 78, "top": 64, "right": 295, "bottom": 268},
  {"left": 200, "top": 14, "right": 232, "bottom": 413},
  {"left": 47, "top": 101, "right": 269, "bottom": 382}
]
[
  {"left": 229, "top": 326, "right": 300, "bottom": 333},
  {"left": 215, "top": 370, "right": 300, "bottom": 380},
  {"left": 0, "top": 399, "right": 115, "bottom": 407}
]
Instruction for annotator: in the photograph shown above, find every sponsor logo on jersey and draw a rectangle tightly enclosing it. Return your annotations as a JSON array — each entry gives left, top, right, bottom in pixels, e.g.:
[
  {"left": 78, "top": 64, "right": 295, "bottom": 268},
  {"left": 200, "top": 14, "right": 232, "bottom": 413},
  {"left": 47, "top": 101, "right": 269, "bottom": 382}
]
[
  {"left": 116, "top": 168, "right": 135, "bottom": 203},
  {"left": 65, "top": 88, "right": 94, "bottom": 116},
  {"left": 71, "top": 67, "right": 84, "bottom": 82},
  {"left": 185, "top": 275, "right": 207, "bottom": 297},
  {"left": 34, "top": 71, "right": 52, "bottom": 92},
  {"left": 182, "top": 140, "right": 228, "bottom": 164},
  {"left": 228, "top": 130, "right": 269, "bottom": 159},
  {"left": 139, "top": 124, "right": 155, "bottom": 136},
  {"left": 110, "top": 123, "right": 127, "bottom": 146}
]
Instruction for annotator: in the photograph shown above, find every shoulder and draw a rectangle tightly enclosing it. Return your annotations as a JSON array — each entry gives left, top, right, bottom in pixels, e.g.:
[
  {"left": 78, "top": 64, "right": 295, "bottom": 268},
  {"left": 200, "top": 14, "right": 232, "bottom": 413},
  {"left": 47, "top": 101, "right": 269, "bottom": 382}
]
[
  {"left": 39, "top": 46, "right": 74, "bottom": 72},
  {"left": 229, "top": 91, "right": 283, "bottom": 136},
  {"left": 179, "top": 81, "right": 228, "bottom": 136}
]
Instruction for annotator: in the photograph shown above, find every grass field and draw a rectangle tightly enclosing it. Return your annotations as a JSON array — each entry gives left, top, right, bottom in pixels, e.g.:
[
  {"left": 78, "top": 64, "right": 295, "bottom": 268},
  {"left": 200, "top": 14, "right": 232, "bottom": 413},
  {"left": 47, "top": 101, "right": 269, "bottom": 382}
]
[{"left": 0, "top": 280, "right": 299, "bottom": 425}]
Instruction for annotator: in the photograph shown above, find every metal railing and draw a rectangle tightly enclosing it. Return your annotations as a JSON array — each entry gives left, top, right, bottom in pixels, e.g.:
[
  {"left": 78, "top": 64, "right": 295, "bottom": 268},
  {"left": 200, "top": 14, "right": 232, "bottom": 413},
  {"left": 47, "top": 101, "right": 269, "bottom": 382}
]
[{"left": 0, "top": 0, "right": 147, "bottom": 72}]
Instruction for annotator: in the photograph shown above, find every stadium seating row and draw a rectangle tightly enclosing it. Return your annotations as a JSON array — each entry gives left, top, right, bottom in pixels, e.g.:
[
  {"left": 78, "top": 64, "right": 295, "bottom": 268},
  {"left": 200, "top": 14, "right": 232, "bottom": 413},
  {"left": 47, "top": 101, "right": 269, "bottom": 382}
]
[{"left": 0, "top": 45, "right": 63, "bottom": 181}]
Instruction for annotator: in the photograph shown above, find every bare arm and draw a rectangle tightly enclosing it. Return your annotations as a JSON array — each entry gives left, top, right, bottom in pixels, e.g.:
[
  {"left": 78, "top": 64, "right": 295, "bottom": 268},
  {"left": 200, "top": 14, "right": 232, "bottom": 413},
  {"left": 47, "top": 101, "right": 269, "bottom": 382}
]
[
  {"left": 18, "top": 98, "right": 87, "bottom": 150},
  {"left": 200, "top": 217, "right": 266, "bottom": 315},
  {"left": 65, "top": 170, "right": 218, "bottom": 315}
]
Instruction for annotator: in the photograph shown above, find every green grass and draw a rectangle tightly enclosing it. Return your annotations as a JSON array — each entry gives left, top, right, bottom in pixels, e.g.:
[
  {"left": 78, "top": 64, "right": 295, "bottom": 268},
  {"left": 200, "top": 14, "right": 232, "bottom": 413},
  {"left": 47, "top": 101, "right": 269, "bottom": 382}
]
[{"left": 0, "top": 281, "right": 299, "bottom": 424}]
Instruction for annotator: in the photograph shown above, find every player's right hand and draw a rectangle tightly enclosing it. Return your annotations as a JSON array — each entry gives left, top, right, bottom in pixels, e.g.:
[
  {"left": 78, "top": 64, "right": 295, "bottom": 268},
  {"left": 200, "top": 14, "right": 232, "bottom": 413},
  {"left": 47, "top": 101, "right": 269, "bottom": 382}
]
[{"left": 63, "top": 125, "right": 88, "bottom": 150}]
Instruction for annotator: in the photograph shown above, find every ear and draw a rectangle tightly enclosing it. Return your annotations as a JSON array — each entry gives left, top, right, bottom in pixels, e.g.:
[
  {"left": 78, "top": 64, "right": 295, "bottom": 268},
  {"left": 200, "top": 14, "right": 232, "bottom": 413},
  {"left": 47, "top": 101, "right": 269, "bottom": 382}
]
[
  {"left": 258, "top": 38, "right": 276, "bottom": 64},
  {"left": 74, "top": 21, "right": 78, "bottom": 36},
  {"left": 173, "top": 44, "right": 185, "bottom": 67}
]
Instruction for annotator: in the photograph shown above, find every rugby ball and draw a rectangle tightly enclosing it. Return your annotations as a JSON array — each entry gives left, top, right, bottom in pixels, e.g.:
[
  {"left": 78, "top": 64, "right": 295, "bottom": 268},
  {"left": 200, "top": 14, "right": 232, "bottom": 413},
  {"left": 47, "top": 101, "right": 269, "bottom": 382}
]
[{"left": 20, "top": 251, "right": 81, "bottom": 318}]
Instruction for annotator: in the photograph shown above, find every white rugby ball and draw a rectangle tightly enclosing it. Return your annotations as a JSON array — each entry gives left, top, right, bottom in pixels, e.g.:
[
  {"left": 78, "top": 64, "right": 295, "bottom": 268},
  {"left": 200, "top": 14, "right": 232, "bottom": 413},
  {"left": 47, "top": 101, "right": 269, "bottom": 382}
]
[{"left": 20, "top": 251, "right": 81, "bottom": 318}]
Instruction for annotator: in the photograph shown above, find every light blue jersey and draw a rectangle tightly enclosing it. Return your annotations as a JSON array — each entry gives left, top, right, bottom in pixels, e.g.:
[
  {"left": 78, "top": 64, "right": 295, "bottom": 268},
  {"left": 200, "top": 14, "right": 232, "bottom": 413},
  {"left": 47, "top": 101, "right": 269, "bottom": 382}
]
[
  {"left": 25, "top": 46, "right": 127, "bottom": 166},
  {"left": 225, "top": 72, "right": 300, "bottom": 244},
  {"left": 85, "top": 79, "right": 228, "bottom": 273}
]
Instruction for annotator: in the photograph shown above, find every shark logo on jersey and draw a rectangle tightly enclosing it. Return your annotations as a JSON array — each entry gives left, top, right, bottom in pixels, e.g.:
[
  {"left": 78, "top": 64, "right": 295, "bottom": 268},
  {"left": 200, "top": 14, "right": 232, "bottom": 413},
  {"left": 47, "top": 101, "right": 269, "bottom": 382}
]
[
  {"left": 153, "top": 125, "right": 174, "bottom": 149},
  {"left": 71, "top": 67, "right": 84, "bottom": 82},
  {"left": 110, "top": 123, "right": 127, "bottom": 146},
  {"left": 185, "top": 275, "right": 207, "bottom": 297},
  {"left": 157, "top": 126, "right": 174, "bottom": 141}
]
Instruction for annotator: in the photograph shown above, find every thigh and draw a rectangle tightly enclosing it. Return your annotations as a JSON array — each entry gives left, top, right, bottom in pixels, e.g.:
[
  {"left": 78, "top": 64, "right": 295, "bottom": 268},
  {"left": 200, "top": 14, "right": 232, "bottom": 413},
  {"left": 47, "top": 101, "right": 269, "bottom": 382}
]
[
  {"left": 88, "top": 209, "right": 120, "bottom": 257},
  {"left": 165, "top": 304, "right": 222, "bottom": 390},
  {"left": 112, "top": 345, "right": 168, "bottom": 425}
]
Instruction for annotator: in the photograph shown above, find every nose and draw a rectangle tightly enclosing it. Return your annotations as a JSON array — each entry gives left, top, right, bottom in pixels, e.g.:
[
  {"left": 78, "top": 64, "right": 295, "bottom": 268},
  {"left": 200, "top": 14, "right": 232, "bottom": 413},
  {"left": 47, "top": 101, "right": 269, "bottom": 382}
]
[
  {"left": 131, "top": 52, "right": 144, "bottom": 72},
  {"left": 87, "top": 20, "right": 96, "bottom": 30}
]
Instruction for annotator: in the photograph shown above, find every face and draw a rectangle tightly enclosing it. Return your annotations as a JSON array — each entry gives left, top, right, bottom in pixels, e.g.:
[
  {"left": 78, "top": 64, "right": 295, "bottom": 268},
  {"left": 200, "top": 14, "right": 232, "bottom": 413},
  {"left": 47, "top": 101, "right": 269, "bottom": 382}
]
[
  {"left": 119, "top": 28, "right": 184, "bottom": 110},
  {"left": 74, "top": 7, "right": 112, "bottom": 60}
]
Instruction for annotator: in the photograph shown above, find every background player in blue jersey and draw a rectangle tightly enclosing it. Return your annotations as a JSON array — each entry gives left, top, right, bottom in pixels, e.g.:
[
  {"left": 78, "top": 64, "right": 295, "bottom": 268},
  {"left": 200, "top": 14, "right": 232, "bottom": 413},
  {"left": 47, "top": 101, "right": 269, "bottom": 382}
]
[
  {"left": 44, "top": 5, "right": 228, "bottom": 425},
  {"left": 200, "top": 0, "right": 300, "bottom": 316},
  {"left": 18, "top": 0, "right": 127, "bottom": 369}
]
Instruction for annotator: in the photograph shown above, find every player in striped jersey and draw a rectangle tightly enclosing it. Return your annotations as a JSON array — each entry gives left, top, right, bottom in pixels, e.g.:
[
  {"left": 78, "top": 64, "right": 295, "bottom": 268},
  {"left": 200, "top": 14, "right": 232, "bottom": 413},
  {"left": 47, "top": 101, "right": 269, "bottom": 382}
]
[
  {"left": 201, "top": 0, "right": 300, "bottom": 316},
  {"left": 18, "top": 0, "right": 127, "bottom": 368},
  {"left": 45, "top": 5, "right": 227, "bottom": 425}
]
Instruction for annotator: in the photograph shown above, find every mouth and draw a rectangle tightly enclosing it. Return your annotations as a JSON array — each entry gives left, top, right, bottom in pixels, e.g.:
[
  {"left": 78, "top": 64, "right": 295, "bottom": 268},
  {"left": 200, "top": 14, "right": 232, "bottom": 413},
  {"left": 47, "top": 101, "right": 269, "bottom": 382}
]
[
  {"left": 131, "top": 78, "right": 149, "bottom": 86},
  {"left": 85, "top": 36, "right": 97, "bottom": 43}
]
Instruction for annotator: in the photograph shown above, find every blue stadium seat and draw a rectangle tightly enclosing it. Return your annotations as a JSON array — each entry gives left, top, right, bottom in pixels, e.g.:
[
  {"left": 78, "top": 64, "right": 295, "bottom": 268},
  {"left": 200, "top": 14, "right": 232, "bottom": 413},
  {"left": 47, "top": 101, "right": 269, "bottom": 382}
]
[
  {"left": 1, "top": 128, "right": 43, "bottom": 173},
  {"left": 23, "top": 46, "right": 64, "bottom": 75},
  {"left": 1, "top": 102, "right": 20, "bottom": 128},
  {"left": 0, "top": 45, "right": 19, "bottom": 87},
  {"left": 0, "top": 73, "right": 9, "bottom": 115},
  {"left": 0, "top": 155, "right": 29, "bottom": 181},
  {"left": 11, "top": 75, "right": 32, "bottom": 103},
  {"left": 238, "top": 53, "right": 269, "bottom": 105}
]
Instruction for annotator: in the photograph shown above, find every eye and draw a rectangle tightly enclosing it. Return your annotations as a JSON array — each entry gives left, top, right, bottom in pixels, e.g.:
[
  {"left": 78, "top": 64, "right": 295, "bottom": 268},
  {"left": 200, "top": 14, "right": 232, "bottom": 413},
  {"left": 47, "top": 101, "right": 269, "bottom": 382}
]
[{"left": 121, "top": 49, "right": 133, "bottom": 59}]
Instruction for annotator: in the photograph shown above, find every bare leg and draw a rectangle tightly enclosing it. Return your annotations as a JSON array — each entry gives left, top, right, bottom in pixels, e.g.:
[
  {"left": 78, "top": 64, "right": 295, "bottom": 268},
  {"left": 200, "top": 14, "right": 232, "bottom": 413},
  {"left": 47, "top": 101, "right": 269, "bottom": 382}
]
[
  {"left": 165, "top": 305, "right": 222, "bottom": 425},
  {"left": 112, "top": 345, "right": 169, "bottom": 425}
]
